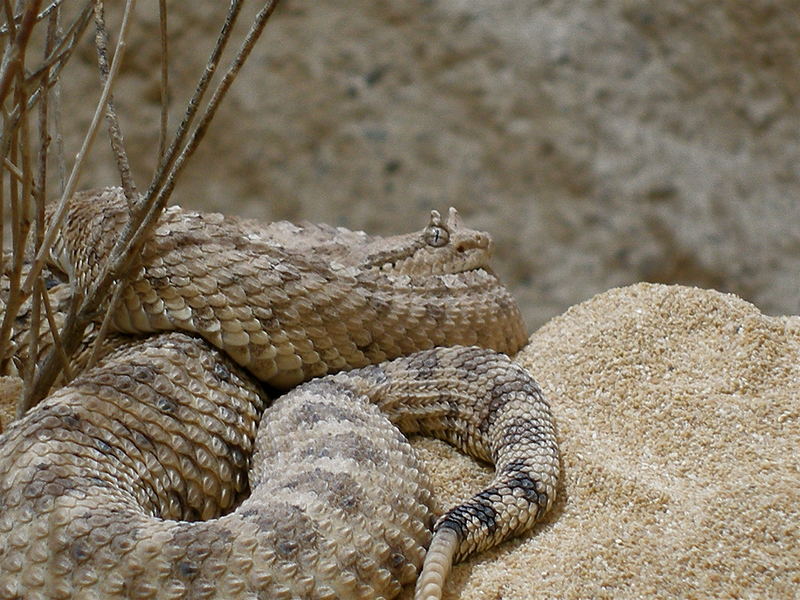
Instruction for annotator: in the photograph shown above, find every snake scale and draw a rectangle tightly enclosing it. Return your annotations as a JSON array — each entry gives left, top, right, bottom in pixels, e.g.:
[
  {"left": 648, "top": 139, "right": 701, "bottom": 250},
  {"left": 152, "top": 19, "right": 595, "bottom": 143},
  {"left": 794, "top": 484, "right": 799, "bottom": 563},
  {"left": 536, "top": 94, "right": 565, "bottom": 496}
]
[{"left": 0, "top": 188, "right": 560, "bottom": 599}]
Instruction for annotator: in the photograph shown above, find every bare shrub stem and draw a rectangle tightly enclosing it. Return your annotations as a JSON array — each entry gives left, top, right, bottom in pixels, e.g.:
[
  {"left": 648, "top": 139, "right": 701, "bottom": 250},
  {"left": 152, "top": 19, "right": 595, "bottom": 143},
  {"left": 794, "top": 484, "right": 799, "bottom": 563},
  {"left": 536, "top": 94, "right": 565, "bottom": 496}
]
[
  {"left": 25, "top": 0, "right": 283, "bottom": 407},
  {"left": 93, "top": 0, "right": 137, "bottom": 204},
  {"left": 20, "top": 0, "right": 138, "bottom": 413}
]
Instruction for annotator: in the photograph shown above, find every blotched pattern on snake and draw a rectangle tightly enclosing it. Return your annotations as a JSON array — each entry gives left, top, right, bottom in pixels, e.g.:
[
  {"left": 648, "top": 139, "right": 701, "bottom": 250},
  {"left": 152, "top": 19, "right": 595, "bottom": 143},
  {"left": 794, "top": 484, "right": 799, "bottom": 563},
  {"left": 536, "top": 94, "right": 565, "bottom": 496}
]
[{"left": 0, "top": 188, "right": 560, "bottom": 599}]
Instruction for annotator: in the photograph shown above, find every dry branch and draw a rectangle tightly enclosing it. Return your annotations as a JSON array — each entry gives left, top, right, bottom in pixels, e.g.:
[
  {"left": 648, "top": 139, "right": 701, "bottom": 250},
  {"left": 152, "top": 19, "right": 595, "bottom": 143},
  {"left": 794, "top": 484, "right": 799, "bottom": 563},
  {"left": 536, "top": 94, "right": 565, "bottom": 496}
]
[
  {"left": 24, "top": 2, "right": 92, "bottom": 84},
  {"left": 20, "top": 0, "right": 134, "bottom": 300},
  {"left": 93, "top": 0, "right": 136, "bottom": 204},
  {"left": 0, "top": 0, "right": 65, "bottom": 35},
  {"left": 24, "top": 0, "right": 283, "bottom": 408},
  {"left": 157, "top": 0, "right": 168, "bottom": 162},
  {"left": 20, "top": 0, "right": 138, "bottom": 413},
  {"left": 0, "top": 0, "right": 43, "bottom": 105}
]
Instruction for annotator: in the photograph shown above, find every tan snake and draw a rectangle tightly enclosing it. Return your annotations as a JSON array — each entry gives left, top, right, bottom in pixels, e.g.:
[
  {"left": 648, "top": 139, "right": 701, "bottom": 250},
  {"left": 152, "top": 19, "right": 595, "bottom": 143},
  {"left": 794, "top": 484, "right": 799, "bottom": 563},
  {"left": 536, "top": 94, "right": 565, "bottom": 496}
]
[{"left": 0, "top": 188, "right": 560, "bottom": 599}]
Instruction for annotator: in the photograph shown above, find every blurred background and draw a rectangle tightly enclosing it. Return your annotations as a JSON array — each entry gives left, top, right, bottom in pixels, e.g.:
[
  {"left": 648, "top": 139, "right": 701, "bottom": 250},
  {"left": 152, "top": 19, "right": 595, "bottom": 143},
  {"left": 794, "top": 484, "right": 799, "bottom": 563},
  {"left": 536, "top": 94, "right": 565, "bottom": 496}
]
[{"left": 55, "top": 0, "right": 800, "bottom": 330}]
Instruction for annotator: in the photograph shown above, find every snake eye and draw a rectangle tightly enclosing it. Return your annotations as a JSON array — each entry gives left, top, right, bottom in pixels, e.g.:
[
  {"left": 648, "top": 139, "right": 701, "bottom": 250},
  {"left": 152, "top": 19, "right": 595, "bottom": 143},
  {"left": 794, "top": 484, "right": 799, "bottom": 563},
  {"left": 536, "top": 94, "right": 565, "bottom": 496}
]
[
  {"left": 424, "top": 210, "right": 450, "bottom": 247},
  {"left": 424, "top": 225, "right": 449, "bottom": 247}
]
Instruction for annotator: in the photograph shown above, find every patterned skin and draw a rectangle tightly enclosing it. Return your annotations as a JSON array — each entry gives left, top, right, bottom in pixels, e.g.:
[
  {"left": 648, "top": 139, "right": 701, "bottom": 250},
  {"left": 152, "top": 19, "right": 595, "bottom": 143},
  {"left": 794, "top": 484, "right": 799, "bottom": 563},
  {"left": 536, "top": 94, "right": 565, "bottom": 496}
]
[{"left": 0, "top": 189, "right": 559, "bottom": 599}]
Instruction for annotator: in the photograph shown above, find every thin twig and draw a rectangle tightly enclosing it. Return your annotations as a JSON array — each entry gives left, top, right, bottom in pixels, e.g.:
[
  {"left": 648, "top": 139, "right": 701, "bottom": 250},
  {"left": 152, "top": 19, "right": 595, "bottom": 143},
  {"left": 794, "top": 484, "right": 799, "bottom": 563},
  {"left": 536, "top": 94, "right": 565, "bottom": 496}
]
[
  {"left": 2, "top": 0, "right": 15, "bottom": 37},
  {"left": 85, "top": 278, "right": 123, "bottom": 370},
  {"left": 25, "top": 2, "right": 93, "bottom": 83},
  {"left": 20, "top": 0, "right": 135, "bottom": 300},
  {"left": 0, "top": 0, "right": 65, "bottom": 35},
  {"left": 16, "top": 3, "right": 92, "bottom": 127},
  {"left": 17, "top": 90, "right": 33, "bottom": 270},
  {"left": 0, "top": 0, "right": 42, "bottom": 105},
  {"left": 3, "top": 2, "right": 90, "bottom": 165},
  {"left": 93, "top": 0, "right": 136, "bottom": 204},
  {"left": 24, "top": 279, "right": 42, "bottom": 395},
  {"left": 40, "top": 284, "right": 72, "bottom": 381},
  {"left": 47, "top": 5, "right": 67, "bottom": 196},
  {"left": 0, "top": 87, "right": 32, "bottom": 377},
  {"left": 20, "top": 3, "right": 58, "bottom": 410},
  {"left": 141, "top": 0, "right": 244, "bottom": 211},
  {"left": 157, "top": 0, "right": 168, "bottom": 162}
]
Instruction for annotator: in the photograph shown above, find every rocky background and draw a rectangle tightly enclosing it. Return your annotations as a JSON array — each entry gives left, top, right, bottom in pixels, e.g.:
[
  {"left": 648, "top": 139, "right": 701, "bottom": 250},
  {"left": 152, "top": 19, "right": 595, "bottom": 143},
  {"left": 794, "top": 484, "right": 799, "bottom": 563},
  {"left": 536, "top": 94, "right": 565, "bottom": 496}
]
[{"left": 57, "top": 0, "right": 800, "bottom": 330}]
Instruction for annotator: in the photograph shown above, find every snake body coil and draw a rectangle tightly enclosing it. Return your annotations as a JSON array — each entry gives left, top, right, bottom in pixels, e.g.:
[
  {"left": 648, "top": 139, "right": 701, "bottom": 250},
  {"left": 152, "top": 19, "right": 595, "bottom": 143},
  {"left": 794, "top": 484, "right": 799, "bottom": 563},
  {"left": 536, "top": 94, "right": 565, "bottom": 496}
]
[{"left": 0, "top": 188, "right": 560, "bottom": 599}]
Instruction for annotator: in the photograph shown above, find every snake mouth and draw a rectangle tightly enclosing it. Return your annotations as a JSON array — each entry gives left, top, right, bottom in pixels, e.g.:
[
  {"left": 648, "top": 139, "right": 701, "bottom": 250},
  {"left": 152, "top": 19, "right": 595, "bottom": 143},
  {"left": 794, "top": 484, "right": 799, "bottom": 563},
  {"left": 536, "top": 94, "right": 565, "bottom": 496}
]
[
  {"left": 474, "top": 265, "right": 497, "bottom": 277},
  {"left": 368, "top": 243, "right": 496, "bottom": 278},
  {"left": 367, "top": 256, "right": 479, "bottom": 274},
  {"left": 421, "top": 266, "right": 503, "bottom": 293}
]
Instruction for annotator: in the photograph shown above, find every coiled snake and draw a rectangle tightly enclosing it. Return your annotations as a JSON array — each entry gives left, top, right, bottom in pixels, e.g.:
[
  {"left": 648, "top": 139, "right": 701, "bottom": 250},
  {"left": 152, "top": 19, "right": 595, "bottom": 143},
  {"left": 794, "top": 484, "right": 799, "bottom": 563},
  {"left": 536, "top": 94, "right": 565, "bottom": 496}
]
[{"left": 0, "top": 188, "right": 559, "bottom": 599}]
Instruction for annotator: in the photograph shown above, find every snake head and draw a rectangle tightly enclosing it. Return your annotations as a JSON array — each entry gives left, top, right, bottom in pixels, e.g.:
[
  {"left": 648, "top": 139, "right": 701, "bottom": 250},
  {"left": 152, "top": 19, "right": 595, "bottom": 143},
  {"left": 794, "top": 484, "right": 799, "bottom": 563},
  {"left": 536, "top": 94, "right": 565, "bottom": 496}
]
[{"left": 362, "top": 207, "right": 494, "bottom": 276}]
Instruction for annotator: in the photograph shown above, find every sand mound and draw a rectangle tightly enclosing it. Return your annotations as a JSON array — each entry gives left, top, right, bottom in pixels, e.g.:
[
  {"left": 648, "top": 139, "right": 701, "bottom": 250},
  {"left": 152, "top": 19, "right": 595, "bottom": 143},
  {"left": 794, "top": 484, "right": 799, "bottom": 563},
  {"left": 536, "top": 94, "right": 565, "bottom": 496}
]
[{"left": 408, "top": 283, "right": 799, "bottom": 599}]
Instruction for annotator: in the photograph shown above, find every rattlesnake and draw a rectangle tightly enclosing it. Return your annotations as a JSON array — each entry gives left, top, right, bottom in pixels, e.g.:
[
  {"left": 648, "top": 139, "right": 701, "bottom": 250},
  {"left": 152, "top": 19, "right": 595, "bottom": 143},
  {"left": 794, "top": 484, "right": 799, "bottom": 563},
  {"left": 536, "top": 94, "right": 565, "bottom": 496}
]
[{"left": 0, "top": 188, "right": 560, "bottom": 599}]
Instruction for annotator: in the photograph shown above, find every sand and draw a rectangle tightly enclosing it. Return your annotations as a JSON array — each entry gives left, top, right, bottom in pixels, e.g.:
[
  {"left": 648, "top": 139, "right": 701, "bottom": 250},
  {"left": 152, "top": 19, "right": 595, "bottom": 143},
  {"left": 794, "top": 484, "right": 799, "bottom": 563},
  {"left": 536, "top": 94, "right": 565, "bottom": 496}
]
[
  {"left": 2, "top": 283, "right": 798, "bottom": 597},
  {"left": 405, "top": 283, "right": 799, "bottom": 599}
]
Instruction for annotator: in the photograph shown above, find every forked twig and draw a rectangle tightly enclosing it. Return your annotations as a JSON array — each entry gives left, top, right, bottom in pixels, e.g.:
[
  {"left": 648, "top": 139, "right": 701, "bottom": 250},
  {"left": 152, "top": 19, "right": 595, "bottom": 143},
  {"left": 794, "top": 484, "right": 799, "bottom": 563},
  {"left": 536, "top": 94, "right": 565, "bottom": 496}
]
[
  {"left": 143, "top": 0, "right": 281, "bottom": 225},
  {"left": 0, "top": 0, "right": 65, "bottom": 35},
  {"left": 74, "top": 0, "right": 266, "bottom": 385},
  {"left": 24, "top": 2, "right": 92, "bottom": 84}
]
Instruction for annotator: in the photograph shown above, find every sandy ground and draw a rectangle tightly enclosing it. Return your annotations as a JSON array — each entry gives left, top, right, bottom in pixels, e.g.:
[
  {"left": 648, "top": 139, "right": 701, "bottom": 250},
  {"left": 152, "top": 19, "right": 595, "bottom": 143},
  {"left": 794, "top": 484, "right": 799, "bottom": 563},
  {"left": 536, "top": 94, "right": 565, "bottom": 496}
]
[
  {"left": 404, "top": 283, "right": 800, "bottom": 599},
  {"left": 2, "top": 282, "right": 797, "bottom": 598}
]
